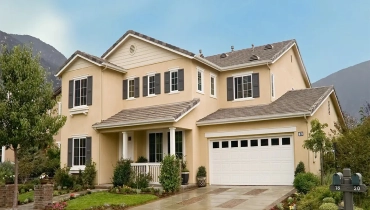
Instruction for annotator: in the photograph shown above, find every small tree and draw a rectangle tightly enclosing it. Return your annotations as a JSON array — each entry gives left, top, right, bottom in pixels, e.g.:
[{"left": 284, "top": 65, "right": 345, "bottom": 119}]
[
  {"left": 303, "top": 119, "right": 332, "bottom": 185},
  {"left": 112, "top": 158, "right": 132, "bottom": 187},
  {"left": 0, "top": 45, "right": 66, "bottom": 208},
  {"left": 159, "top": 155, "right": 181, "bottom": 193}
]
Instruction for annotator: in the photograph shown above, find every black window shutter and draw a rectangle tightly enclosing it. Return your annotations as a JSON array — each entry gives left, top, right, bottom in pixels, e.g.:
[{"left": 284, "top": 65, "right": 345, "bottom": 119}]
[
  {"left": 178, "top": 69, "right": 184, "bottom": 91},
  {"left": 227, "top": 77, "right": 234, "bottom": 101},
  {"left": 86, "top": 137, "right": 92, "bottom": 164},
  {"left": 134, "top": 77, "right": 140, "bottom": 98},
  {"left": 67, "top": 138, "right": 73, "bottom": 167},
  {"left": 143, "top": 76, "right": 148, "bottom": 97},
  {"left": 68, "top": 80, "right": 74, "bottom": 108},
  {"left": 122, "top": 80, "right": 127, "bottom": 99},
  {"left": 155, "top": 73, "right": 161, "bottom": 94},
  {"left": 252, "top": 73, "right": 260, "bottom": 98},
  {"left": 164, "top": 71, "right": 170, "bottom": 93},
  {"left": 87, "top": 76, "right": 93, "bottom": 106}
]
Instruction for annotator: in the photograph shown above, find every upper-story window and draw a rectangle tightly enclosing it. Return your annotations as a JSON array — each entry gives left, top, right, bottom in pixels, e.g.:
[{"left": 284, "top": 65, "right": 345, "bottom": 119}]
[
  {"left": 143, "top": 73, "right": 161, "bottom": 97},
  {"left": 122, "top": 77, "right": 139, "bottom": 99},
  {"left": 74, "top": 78, "right": 87, "bottom": 106},
  {"left": 210, "top": 73, "right": 217, "bottom": 98},
  {"left": 234, "top": 75, "right": 252, "bottom": 99},
  {"left": 227, "top": 73, "right": 259, "bottom": 101},
  {"left": 271, "top": 74, "right": 275, "bottom": 98},
  {"left": 148, "top": 75, "right": 155, "bottom": 95},
  {"left": 164, "top": 69, "right": 184, "bottom": 93},
  {"left": 68, "top": 76, "right": 93, "bottom": 109},
  {"left": 197, "top": 67, "right": 204, "bottom": 93}
]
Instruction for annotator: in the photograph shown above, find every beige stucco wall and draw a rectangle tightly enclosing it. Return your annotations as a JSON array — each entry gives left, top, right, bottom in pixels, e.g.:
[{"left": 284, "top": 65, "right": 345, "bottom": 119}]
[
  {"left": 100, "top": 133, "right": 119, "bottom": 183},
  {"left": 270, "top": 48, "right": 308, "bottom": 100}
]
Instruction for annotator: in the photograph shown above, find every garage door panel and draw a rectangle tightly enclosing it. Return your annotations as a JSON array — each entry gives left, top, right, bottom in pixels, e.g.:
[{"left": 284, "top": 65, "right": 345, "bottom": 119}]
[{"left": 210, "top": 137, "right": 294, "bottom": 185}]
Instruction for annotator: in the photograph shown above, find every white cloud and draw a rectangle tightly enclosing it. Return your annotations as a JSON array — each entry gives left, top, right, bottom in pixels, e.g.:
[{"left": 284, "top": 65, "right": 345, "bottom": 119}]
[{"left": 0, "top": 1, "right": 72, "bottom": 56}]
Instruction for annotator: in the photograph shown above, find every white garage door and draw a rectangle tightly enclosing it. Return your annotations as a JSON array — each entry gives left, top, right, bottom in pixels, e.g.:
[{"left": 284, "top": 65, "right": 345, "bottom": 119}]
[{"left": 209, "top": 136, "right": 294, "bottom": 185}]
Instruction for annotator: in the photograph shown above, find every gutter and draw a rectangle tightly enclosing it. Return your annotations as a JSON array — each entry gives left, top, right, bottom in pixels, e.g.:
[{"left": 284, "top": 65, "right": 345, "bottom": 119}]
[
  {"left": 93, "top": 117, "right": 175, "bottom": 130},
  {"left": 196, "top": 112, "right": 311, "bottom": 126}
]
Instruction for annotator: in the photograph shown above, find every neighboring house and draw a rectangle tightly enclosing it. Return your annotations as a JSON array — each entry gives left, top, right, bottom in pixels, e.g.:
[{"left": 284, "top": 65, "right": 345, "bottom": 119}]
[
  {"left": 0, "top": 87, "right": 62, "bottom": 163},
  {"left": 56, "top": 30, "right": 344, "bottom": 186}
]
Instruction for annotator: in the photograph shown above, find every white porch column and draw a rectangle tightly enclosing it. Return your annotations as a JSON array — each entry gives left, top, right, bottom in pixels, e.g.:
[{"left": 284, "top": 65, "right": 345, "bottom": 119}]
[
  {"left": 1, "top": 146, "right": 5, "bottom": 162},
  {"left": 169, "top": 127, "right": 176, "bottom": 155},
  {"left": 122, "top": 132, "right": 128, "bottom": 159}
]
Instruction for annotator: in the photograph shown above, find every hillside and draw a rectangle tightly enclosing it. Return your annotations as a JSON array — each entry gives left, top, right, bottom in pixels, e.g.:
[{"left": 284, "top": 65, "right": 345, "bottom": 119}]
[
  {"left": 313, "top": 60, "right": 370, "bottom": 120},
  {"left": 0, "top": 30, "right": 67, "bottom": 88}
]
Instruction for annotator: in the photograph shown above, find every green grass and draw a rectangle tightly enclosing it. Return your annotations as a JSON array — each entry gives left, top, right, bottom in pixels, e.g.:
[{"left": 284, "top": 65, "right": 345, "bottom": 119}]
[
  {"left": 18, "top": 191, "right": 34, "bottom": 202},
  {"left": 66, "top": 192, "right": 158, "bottom": 210}
]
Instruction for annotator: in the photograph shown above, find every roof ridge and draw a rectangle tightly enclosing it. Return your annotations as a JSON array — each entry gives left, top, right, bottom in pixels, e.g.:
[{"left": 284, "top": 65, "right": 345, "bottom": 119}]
[
  {"left": 286, "top": 86, "right": 333, "bottom": 93},
  {"left": 308, "top": 86, "right": 333, "bottom": 113},
  {"left": 270, "top": 39, "right": 296, "bottom": 61},
  {"left": 173, "top": 98, "right": 200, "bottom": 120}
]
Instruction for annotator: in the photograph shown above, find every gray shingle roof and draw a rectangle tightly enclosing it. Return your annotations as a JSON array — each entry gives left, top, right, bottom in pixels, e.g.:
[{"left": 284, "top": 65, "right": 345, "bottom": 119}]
[
  {"left": 93, "top": 98, "right": 200, "bottom": 129},
  {"left": 204, "top": 40, "right": 296, "bottom": 67},
  {"left": 197, "top": 86, "right": 333, "bottom": 125},
  {"left": 101, "top": 30, "right": 196, "bottom": 58}
]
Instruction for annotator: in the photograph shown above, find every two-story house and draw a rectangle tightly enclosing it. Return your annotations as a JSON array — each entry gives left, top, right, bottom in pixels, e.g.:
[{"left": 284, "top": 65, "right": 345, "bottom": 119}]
[{"left": 56, "top": 30, "right": 344, "bottom": 186}]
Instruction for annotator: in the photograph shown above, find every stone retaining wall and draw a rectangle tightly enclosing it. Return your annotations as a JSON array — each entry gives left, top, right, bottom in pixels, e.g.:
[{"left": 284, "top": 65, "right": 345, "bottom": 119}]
[
  {"left": 34, "top": 184, "right": 54, "bottom": 210},
  {"left": 0, "top": 184, "right": 15, "bottom": 208}
]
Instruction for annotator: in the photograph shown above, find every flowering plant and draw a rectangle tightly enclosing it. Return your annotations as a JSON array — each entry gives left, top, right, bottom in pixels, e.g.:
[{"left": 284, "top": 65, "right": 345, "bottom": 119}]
[
  {"left": 51, "top": 201, "right": 67, "bottom": 210},
  {"left": 39, "top": 173, "right": 49, "bottom": 180},
  {"left": 2, "top": 174, "right": 15, "bottom": 184}
]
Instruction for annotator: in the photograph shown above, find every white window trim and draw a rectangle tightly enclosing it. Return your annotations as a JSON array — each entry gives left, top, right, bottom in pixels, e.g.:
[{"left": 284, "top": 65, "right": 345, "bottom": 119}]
[
  {"left": 58, "top": 102, "right": 62, "bottom": 115},
  {"left": 1, "top": 146, "right": 5, "bottom": 163},
  {"left": 271, "top": 74, "right": 275, "bottom": 98},
  {"left": 196, "top": 67, "right": 204, "bottom": 94},
  {"left": 70, "top": 137, "right": 87, "bottom": 172},
  {"left": 69, "top": 105, "right": 89, "bottom": 116},
  {"left": 147, "top": 74, "right": 156, "bottom": 97},
  {"left": 210, "top": 73, "right": 217, "bottom": 98},
  {"left": 169, "top": 69, "right": 179, "bottom": 93},
  {"left": 146, "top": 129, "right": 185, "bottom": 161},
  {"left": 127, "top": 78, "right": 135, "bottom": 99},
  {"left": 72, "top": 76, "right": 88, "bottom": 109},
  {"left": 233, "top": 73, "right": 253, "bottom": 100}
]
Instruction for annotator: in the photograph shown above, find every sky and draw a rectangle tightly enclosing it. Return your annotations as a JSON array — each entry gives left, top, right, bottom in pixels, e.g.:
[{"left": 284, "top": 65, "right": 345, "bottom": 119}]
[{"left": 0, "top": 0, "right": 369, "bottom": 82}]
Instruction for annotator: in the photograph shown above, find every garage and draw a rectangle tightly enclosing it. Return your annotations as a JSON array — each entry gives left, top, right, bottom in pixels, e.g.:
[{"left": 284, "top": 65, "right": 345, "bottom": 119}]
[{"left": 209, "top": 136, "right": 294, "bottom": 185}]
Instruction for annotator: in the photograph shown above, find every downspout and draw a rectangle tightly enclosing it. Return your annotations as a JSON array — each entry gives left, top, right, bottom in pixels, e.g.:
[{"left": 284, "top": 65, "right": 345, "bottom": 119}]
[
  {"left": 98, "top": 65, "right": 108, "bottom": 185},
  {"left": 304, "top": 114, "right": 310, "bottom": 172}
]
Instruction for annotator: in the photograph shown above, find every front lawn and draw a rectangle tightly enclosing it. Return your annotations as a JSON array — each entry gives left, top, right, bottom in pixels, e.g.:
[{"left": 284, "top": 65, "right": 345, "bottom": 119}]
[{"left": 66, "top": 192, "right": 158, "bottom": 210}]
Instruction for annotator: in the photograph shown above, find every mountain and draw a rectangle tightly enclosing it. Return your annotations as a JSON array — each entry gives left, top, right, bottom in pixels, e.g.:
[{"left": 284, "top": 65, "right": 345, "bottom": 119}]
[
  {"left": 0, "top": 30, "right": 67, "bottom": 88},
  {"left": 313, "top": 60, "right": 370, "bottom": 120}
]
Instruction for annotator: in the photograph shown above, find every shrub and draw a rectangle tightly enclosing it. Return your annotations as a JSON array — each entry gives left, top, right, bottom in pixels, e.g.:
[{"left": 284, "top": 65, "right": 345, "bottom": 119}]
[
  {"left": 297, "top": 186, "right": 342, "bottom": 209},
  {"left": 158, "top": 155, "right": 181, "bottom": 193},
  {"left": 73, "top": 184, "right": 83, "bottom": 192},
  {"left": 136, "top": 156, "right": 148, "bottom": 163},
  {"left": 54, "top": 166, "right": 74, "bottom": 188},
  {"left": 294, "top": 161, "right": 306, "bottom": 176},
  {"left": 319, "top": 203, "right": 338, "bottom": 210},
  {"left": 129, "top": 172, "right": 152, "bottom": 189},
  {"left": 322, "top": 197, "right": 335, "bottom": 204},
  {"left": 0, "top": 161, "right": 14, "bottom": 184},
  {"left": 196, "top": 166, "right": 207, "bottom": 177},
  {"left": 293, "top": 172, "right": 320, "bottom": 194},
  {"left": 112, "top": 158, "right": 132, "bottom": 187},
  {"left": 83, "top": 160, "right": 97, "bottom": 188}
]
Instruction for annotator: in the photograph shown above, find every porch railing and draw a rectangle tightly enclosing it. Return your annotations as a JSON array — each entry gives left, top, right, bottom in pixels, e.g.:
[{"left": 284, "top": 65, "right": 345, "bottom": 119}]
[{"left": 131, "top": 163, "right": 161, "bottom": 184}]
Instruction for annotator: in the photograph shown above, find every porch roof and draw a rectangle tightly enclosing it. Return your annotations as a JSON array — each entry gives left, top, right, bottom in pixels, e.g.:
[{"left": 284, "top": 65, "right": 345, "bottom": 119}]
[{"left": 92, "top": 98, "right": 200, "bottom": 129}]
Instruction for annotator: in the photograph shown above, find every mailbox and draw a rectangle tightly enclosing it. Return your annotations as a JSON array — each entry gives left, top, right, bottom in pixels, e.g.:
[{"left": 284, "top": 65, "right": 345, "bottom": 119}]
[
  {"left": 333, "top": 172, "right": 343, "bottom": 185},
  {"left": 351, "top": 173, "right": 363, "bottom": 186}
]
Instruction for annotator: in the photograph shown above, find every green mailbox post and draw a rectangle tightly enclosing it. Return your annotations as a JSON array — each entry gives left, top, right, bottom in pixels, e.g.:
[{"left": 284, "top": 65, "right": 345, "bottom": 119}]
[{"left": 329, "top": 168, "right": 367, "bottom": 210}]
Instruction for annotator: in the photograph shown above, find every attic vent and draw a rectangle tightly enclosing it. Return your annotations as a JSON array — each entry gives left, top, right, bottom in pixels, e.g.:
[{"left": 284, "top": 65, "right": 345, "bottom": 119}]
[
  {"left": 264, "top": 44, "right": 274, "bottom": 50},
  {"left": 249, "top": 55, "right": 260, "bottom": 61},
  {"left": 220, "top": 53, "right": 228, "bottom": 58}
]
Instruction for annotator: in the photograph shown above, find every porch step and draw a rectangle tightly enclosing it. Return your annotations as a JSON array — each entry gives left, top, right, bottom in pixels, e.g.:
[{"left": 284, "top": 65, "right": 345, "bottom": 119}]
[{"left": 95, "top": 184, "right": 113, "bottom": 189}]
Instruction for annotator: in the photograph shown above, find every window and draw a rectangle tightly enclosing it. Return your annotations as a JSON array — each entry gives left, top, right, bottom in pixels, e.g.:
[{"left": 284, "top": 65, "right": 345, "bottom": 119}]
[
  {"left": 170, "top": 70, "right": 178, "bottom": 92},
  {"left": 271, "top": 74, "right": 275, "bottom": 97},
  {"left": 197, "top": 68, "right": 204, "bottom": 93},
  {"left": 148, "top": 75, "right": 155, "bottom": 95},
  {"left": 282, "top": 137, "right": 291, "bottom": 145},
  {"left": 222, "top": 141, "right": 229, "bottom": 148},
  {"left": 128, "top": 79, "right": 135, "bottom": 98},
  {"left": 234, "top": 75, "right": 252, "bottom": 99},
  {"left": 271, "top": 138, "right": 279, "bottom": 146},
  {"left": 73, "top": 138, "right": 86, "bottom": 166},
  {"left": 240, "top": 140, "right": 248, "bottom": 147},
  {"left": 213, "top": 142, "right": 219, "bottom": 148},
  {"left": 231, "top": 141, "right": 238, "bottom": 148},
  {"left": 210, "top": 74, "right": 216, "bottom": 97},
  {"left": 261, "top": 139, "right": 269, "bottom": 146},
  {"left": 328, "top": 101, "right": 331, "bottom": 115},
  {"left": 251, "top": 139, "right": 258, "bottom": 147},
  {"left": 167, "top": 131, "right": 183, "bottom": 158},
  {"left": 74, "top": 78, "right": 87, "bottom": 106},
  {"left": 149, "top": 133, "right": 163, "bottom": 162}
]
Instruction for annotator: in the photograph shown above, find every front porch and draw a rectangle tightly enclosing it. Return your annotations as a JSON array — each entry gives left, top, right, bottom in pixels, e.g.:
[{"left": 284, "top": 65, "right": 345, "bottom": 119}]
[{"left": 131, "top": 162, "right": 161, "bottom": 184}]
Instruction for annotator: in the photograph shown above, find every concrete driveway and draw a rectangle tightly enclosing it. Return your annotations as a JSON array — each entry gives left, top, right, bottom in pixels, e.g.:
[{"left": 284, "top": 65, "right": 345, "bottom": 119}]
[{"left": 130, "top": 185, "right": 295, "bottom": 210}]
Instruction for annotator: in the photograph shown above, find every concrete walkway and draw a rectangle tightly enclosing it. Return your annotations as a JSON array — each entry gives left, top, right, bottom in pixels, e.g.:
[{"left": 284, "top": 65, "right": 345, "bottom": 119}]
[{"left": 129, "top": 185, "right": 294, "bottom": 210}]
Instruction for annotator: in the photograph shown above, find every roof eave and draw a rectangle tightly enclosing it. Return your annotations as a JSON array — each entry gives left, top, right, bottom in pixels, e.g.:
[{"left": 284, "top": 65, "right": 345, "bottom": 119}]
[
  {"left": 196, "top": 112, "right": 311, "bottom": 126},
  {"left": 93, "top": 117, "right": 175, "bottom": 130}
]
